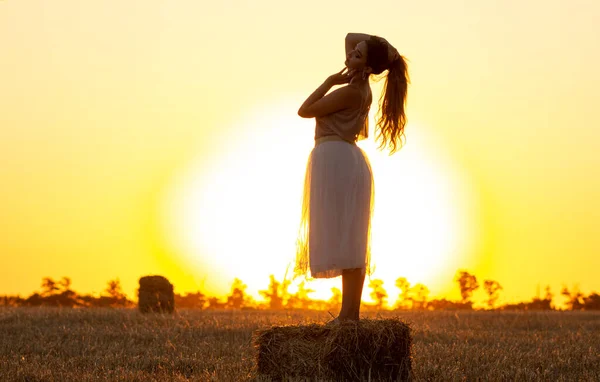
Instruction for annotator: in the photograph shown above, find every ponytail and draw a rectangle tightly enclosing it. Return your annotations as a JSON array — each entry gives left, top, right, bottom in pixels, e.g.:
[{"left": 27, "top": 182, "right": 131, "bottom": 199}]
[{"left": 374, "top": 56, "right": 409, "bottom": 155}]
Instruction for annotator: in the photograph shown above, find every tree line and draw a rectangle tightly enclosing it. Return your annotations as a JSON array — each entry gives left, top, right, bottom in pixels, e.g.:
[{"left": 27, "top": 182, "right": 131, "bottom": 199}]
[{"left": 1, "top": 270, "right": 599, "bottom": 311}]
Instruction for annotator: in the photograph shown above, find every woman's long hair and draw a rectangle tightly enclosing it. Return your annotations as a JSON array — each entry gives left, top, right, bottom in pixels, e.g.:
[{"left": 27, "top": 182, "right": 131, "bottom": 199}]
[{"left": 366, "top": 36, "right": 410, "bottom": 155}]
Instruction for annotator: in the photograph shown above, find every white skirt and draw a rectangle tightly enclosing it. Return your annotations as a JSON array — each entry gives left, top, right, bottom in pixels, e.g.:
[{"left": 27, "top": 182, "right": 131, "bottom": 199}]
[{"left": 294, "top": 138, "right": 375, "bottom": 279}]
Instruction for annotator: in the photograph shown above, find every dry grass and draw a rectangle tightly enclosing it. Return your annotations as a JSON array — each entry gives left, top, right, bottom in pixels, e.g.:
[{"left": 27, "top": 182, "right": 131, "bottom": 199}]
[{"left": 0, "top": 307, "right": 598, "bottom": 381}]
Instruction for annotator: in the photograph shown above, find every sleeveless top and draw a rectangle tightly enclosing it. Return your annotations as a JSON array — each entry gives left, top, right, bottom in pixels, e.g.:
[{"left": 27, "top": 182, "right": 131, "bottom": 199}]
[{"left": 314, "top": 82, "right": 372, "bottom": 143}]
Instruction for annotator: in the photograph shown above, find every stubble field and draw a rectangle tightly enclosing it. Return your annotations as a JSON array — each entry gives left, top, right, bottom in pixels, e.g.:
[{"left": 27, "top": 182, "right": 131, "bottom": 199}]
[{"left": 0, "top": 307, "right": 598, "bottom": 381}]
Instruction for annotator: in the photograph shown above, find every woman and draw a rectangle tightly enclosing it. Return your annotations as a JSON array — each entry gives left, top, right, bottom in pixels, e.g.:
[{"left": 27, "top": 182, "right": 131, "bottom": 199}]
[{"left": 294, "top": 33, "right": 409, "bottom": 323}]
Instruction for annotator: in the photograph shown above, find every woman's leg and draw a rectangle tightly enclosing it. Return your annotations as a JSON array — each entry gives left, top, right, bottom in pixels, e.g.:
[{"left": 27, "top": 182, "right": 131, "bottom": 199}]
[
  {"left": 339, "top": 268, "right": 355, "bottom": 320},
  {"left": 339, "top": 268, "right": 365, "bottom": 321},
  {"left": 352, "top": 268, "right": 366, "bottom": 320}
]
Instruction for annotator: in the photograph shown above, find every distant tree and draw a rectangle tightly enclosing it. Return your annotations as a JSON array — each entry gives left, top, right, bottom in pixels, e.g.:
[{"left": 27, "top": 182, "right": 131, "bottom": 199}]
[
  {"left": 583, "top": 292, "right": 600, "bottom": 310},
  {"left": 368, "top": 279, "right": 387, "bottom": 309},
  {"left": 427, "top": 298, "right": 472, "bottom": 310},
  {"left": 394, "top": 277, "right": 412, "bottom": 310},
  {"left": 427, "top": 298, "right": 452, "bottom": 310},
  {"left": 410, "top": 283, "right": 429, "bottom": 310},
  {"left": 41, "top": 277, "right": 60, "bottom": 297},
  {"left": 259, "top": 274, "right": 291, "bottom": 309},
  {"left": 226, "top": 278, "right": 248, "bottom": 309},
  {"left": 174, "top": 291, "right": 206, "bottom": 309},
  {"left": 561, "top": 285, "right": 585, "bottom": 310},
  {"left": 287, "top": 281, "right": 315, "bottom": 310},
  {"left": 454, "top": 270, "right": 479, "bottom": 307},
  {"left": 534, "top": 285, "right": 554, "bottom": 310},
  {"left": 483, "top": 280, "right": 503, "bottom": 309},
  {"left": 500, "top": 285, "right": 554, "bottom": 311},
  {"left": 0, "top": 295, "right": 24, "bottom": 307},
  {"left": 59, "top": 277, "right": 72, "bottom": 292},
  {"left": 544, "top": 285, "right": 554, "bottom": 302},
  {"left": 30, "top": 277, "right": 83, "bottom": 307},
  {"left": 206, "top": 296, "right": 227, "bottom": 309},
  {"left": 22, "top": 293, "right": 45, "bottom": 307},
  {"left": 105, "top": 278, "right": 127, "bottom": 300},
  {"left": 528, "top": 297, "right": 553, "bottom": 310},
  {"left": 281, "top": 270, "right": 292, "bottom": 305},
  {"left": 501, "top": 298, "right": 553, "bottom": 311},
  {"left": 328, "top": 287, "right": 342, "bottom": 312},
  {"left": 99, "top": 278, "right": 130, "bottom": 307}
]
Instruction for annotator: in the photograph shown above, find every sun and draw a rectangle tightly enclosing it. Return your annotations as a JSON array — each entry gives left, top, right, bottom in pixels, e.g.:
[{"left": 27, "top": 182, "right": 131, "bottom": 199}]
[{"left": 159, "top": 98, "right": 477, "bottom": 305}]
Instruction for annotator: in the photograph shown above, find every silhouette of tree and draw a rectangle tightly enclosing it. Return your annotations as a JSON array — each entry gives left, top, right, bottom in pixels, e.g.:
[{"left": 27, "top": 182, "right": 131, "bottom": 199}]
[
  {"left": 259, "top": 274, "right": 290, "bottom": 309},
  {"left": 583, "top": 292, "right": 600, "bottom": 310},
  {"left": 394, "top": 277, "right": 412, "bottom": 310},
  {"left": 502, "top": 298, "right": 552, "bottom": 311},
  {"left": 529, "top": 296, "right": 553, "bottom": 310},
  {"left": 454, "top": 270, "right": 479, "bottom": 307},
  {"left": 41, "top": 277, "right": 60, "bottom": 297},
  {"left": 0, "top": 295, "right": 24, "bottom": 307},
  {"left": 410, "top": 283, "right": 429, "bottom": 310},
  {"left": 500, "top": 284, "right": 553, "bottom": 311},
  {"left": 561, "top": 284, "right": 585, "bottom": 310},
  {"left": 94, "top": 278, "right": 131, "bottom": 307},
  {"left": 427, "top": 298, "right": 471, "bottom": 310},
  {"left": 281, "top": 269, "right": 292, "bottom": 305},
  {"left": 287, "top": 281, "right": 315, "bottom": 309},
  {"left": 59, "top": 276, "right": 72, "bottom": 292},
  {"left": 206, "top": 296, "right": 227, "bottom": 309},
  {"left": 6, "top": 269, "right": 596, "bottom": 312},
  {"left": 483, "top": 280, "right": 503, "bottom": 309},
  {"left": 174, "top": 291, "right": 206, "bottom": 309},
  {"left": 226, "top": 278, "right": 248, "bottom": 309},
  {"left": 533, "top": 285, "right": 554, "bottom": 310},
  {"left": 544, "top": 285, "right": 553, "bottom": 302},
  {"left": 368, "top": 279, "right": 387, "bottom": 309},
  {"left": 328, "top": 287, "right": 342, "bottom": 312},
  {"left": 28, "top": 277, "right": 83, "bottom": 307},
  {"left": 105, "top": 278, "right": 127, "bottom": 300}
]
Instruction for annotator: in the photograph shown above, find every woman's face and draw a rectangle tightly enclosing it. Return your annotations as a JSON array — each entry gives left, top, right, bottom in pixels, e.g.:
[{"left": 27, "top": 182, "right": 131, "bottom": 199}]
[{"left": 345, "top": 41, "right": 369, "bottom": 72}]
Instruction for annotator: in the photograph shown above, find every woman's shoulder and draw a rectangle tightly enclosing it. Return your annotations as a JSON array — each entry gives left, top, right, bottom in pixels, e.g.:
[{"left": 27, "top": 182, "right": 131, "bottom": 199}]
[
  {"left": 346, "top": 82, "right": 369, "bottom": 92},
  {"left": 345, "top": 83, "right": 370, "bottom": 107},
  {"left": 347, "top": 83, "right": 371, "bottom": 101}
]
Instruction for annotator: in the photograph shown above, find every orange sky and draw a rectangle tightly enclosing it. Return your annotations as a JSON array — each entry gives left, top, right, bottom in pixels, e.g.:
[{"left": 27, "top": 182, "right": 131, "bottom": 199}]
[{"left": 1, "top": 1, "right": 599, "bottom": 308}]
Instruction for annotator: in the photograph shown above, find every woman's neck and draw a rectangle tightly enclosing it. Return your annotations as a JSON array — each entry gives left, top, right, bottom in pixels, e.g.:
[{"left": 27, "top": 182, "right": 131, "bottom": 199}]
[{"left": 349, "top": 75, "right": 368, "bottom": 86}]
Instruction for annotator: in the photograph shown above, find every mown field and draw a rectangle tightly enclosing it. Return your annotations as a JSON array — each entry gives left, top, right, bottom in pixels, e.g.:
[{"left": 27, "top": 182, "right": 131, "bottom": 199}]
[{"left": 0, "top": 307, "right": 598, "bottom": 381}]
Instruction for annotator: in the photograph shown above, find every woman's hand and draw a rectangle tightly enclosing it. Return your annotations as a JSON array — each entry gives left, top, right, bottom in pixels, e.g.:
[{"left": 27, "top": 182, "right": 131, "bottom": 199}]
[{"left": 326, "top": 67, "right": 352, "bottom": 86}]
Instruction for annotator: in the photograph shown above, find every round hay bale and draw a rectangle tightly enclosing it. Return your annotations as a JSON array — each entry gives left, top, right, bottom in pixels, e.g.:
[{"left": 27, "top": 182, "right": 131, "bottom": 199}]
[
  {"left": 252, "top": 318, "right": 412, "bottom": 381},
  {"left": 138, "top": 275, "right": 174, "bottom": 314}
]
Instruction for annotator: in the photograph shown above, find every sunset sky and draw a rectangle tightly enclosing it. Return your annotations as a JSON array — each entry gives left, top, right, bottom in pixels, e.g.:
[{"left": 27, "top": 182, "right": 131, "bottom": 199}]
[{"left": 1, "top": 1, "right": 599, "bottom": 308}]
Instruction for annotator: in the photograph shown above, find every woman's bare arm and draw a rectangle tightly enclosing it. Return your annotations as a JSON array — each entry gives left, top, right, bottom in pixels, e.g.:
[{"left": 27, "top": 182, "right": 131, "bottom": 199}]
[
  {"left": 346, "top": 33, "right": 399, "bottom": 64},
  {"left": 345, "top": 33, "right": 371, "bottom": 56}
]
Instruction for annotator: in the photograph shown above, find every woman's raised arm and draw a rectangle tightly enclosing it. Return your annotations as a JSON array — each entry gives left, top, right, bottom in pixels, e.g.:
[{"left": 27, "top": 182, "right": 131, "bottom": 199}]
[
  {"left": 345, "top": 33, "right": 371, "bottom": 56},
  {"left": 346, "top": 33, "right": 399, "bottom": 64}
]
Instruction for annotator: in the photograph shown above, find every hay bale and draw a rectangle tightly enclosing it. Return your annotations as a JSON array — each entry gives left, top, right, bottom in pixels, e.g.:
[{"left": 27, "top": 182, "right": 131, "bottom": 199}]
[
  {"left": 138, "top": 275, "right": 174, "bottom": 314},
  {"left": 253, "top": 318, "right": 412, "bottom": 381}
]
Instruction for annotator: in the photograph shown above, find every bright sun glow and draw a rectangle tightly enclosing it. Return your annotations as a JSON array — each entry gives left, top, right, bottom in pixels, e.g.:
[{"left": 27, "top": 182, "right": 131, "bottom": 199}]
[{"left": 160, "top": 98, "right": 477, "bottom": 305}]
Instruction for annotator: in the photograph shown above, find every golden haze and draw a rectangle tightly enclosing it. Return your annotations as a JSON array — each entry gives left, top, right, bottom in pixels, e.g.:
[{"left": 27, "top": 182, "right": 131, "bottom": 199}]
[{"left": 1, "top": 1, "right": 599, "bottom": 306}]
